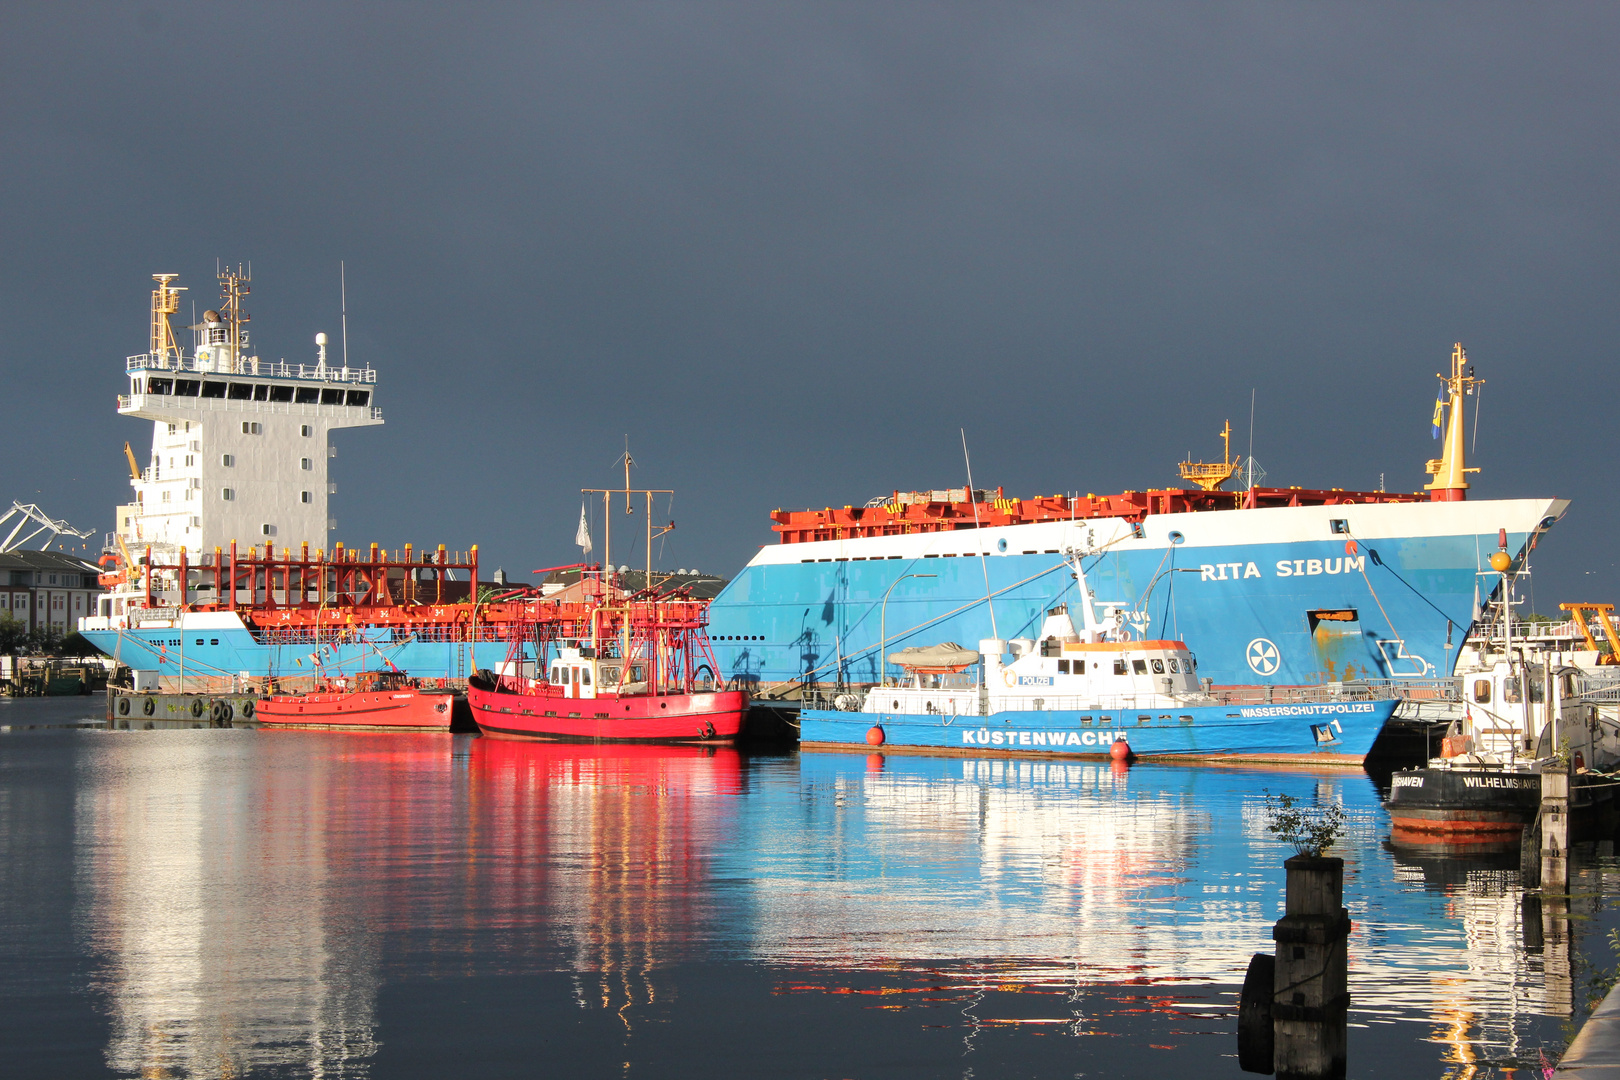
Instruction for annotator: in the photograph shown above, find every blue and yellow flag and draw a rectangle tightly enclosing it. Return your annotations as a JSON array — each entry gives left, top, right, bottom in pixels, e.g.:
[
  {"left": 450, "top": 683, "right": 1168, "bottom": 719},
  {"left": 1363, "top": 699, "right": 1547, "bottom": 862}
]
[{"left": 1431, "top": 389, "right": 1444, "bottom": 439}]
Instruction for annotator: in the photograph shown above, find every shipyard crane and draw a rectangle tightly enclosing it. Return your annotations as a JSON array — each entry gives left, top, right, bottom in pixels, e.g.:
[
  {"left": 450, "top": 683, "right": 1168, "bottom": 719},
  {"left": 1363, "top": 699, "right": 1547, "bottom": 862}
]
[
  {"left": 0, "top": 502, "right": 95, "bottom": 553},
  {"left": 1559, "top": 603, "right": 1620, "bottom": 666}
]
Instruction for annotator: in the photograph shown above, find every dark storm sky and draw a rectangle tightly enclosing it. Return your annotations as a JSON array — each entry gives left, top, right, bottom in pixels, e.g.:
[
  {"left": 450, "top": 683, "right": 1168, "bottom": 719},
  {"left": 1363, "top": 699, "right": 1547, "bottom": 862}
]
[{"left": 3, "top": 4, "right": 1616, "bottom": 606}]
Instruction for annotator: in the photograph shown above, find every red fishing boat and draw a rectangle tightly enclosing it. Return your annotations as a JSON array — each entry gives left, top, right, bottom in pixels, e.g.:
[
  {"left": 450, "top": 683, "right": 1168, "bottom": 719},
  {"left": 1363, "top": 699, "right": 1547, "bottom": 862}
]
[
  {"left": 467, "top": 480, "right": 748, "bottom": 744},
  {"left": 255, "top": 671, "right": 457, "bottom": 732},
  {"left": 467, "top": 598, "right": 747, "bottom": 744}
]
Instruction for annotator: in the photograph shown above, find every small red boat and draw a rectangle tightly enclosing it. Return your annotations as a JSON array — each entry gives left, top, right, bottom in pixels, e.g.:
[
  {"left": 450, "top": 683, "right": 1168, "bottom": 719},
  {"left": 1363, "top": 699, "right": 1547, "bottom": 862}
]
[
  {"left": 467, "top": 573, "right": 747, "bottom": 745},
  {"left": 256, "top": 671, "right": 457, "bottom": 732}
]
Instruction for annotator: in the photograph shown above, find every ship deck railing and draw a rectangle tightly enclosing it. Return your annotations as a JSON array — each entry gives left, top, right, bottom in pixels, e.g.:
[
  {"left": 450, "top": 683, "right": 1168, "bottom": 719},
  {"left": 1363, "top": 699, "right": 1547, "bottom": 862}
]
[
  {"left": 801, "top": 678, "right": 1447, "bottom": 716},
  {"left": 126, "top": 352, "right": 377, "bottom": 384},
  {"left": 1577, "top": 674, "right": 1620, "bottom": 702}
]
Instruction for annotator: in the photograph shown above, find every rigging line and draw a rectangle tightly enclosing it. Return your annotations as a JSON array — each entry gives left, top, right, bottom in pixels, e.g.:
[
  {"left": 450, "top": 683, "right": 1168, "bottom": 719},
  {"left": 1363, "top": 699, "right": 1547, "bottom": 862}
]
[
  {"left": 1471, "top": 380, "right": 1482, "bottom": 458},
  {"left": 1368, "top": 551, "right": 1464, "bottom": 624},
  {"left": 962, "top": 429, "right": 998, "bottom": 639},
  {"left": 1355, "top": 563, "right": 1407, "bottom": 660},
  {"left": 790, "top": 558, "right": 1077, "bottom": 684}
]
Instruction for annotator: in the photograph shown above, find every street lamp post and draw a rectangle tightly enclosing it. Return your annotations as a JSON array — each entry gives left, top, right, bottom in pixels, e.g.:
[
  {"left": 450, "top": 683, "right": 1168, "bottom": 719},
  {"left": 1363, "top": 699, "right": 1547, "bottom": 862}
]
[{"left": 880, "top": 573, "right": 936, "bottom": 687}]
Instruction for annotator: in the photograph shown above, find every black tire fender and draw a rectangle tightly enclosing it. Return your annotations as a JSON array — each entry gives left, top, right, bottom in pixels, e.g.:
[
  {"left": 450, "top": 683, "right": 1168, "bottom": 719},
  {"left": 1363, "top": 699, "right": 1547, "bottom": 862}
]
[
  {"left": 142, "top": 697, "right": 155, "bottom": 717},
  {"left": 190, "top": 698, "right": 206, "bottom": 718},
  {"left": 1236, "top": 951, "right": 1275, "bottom": 1074},
  {"left": 117, "top": 696, "right": 131, "bottom": 716},
  {"left": 241, "top": 699, "right": 255, "bottom": 719}
]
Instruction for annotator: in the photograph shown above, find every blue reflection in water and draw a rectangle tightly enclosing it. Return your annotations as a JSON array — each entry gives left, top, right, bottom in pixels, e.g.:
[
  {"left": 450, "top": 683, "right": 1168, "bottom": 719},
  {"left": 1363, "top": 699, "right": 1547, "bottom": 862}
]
[{"left": 0, "top": 716, "right": 1614, "bottom": 1079}]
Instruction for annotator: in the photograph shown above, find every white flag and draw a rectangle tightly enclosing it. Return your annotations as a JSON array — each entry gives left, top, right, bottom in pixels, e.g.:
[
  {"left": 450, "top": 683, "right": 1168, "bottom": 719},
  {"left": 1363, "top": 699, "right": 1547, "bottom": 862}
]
[{"left": 575, "top": 503, "right": 593, "bottom": 555}]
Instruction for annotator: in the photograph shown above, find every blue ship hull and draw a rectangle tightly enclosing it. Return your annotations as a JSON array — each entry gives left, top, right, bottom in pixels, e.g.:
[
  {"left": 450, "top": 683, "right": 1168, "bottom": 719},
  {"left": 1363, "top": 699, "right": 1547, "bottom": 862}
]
[
  {"left": 78, "top": 623, "right": 522, "bottom": 683},
  {"left": 708, "top": 498, "right": 1565, "bottom": 689},
  {"left": 801, "top": 697, "right": 1396, "bottom": 763}
]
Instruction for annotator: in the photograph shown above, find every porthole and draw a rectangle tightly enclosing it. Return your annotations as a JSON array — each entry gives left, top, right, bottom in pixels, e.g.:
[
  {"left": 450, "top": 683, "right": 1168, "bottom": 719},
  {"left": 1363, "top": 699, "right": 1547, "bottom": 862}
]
[{"left": 997, "top": 538, "right": 1008, "bottom": 552}]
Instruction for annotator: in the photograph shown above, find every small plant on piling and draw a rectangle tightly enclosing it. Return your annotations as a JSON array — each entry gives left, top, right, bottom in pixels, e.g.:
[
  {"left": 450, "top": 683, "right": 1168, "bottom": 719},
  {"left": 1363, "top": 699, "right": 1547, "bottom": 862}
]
[{"left": 1262, "top": 791, "right": 1346, "bottom": 857}]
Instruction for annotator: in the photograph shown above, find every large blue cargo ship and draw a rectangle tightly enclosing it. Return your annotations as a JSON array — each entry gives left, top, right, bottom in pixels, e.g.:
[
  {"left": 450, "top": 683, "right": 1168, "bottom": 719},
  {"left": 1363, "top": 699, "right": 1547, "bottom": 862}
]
[{"left": 708, "top": 346, "right": 1565, "bottom": 693}]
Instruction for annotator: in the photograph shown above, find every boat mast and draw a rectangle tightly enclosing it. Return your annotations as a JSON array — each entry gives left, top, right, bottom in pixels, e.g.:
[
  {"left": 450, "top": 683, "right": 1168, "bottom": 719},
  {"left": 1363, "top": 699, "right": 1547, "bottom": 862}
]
[{"left": 1424, "top": 343, "right": 1484, "bottom": 502}]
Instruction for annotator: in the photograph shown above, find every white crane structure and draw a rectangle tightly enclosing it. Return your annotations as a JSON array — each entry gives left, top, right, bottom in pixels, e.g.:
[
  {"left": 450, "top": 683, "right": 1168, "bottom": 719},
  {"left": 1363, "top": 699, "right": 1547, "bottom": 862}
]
[{"left": 0, "top": 502, "right": 95, "bottom": 554}]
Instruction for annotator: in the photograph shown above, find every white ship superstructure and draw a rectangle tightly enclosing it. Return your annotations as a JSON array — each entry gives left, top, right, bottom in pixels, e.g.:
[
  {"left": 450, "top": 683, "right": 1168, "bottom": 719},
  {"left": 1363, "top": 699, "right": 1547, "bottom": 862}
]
[{"left": 118, "top": 269, "right": 381, "bottom": 557}]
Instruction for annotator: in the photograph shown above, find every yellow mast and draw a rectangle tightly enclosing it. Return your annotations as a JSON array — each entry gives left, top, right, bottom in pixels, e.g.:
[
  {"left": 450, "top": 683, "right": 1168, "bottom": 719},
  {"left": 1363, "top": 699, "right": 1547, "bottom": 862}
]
[
  {"left": 149, "top": 273, "right": 184, "bottom": 366},
  {"left": 1424, "top": 343, "right": 1483, "bottom": 501},
  {"left": 1177, "top": 420, "right": 1239, "bottom": 492}
]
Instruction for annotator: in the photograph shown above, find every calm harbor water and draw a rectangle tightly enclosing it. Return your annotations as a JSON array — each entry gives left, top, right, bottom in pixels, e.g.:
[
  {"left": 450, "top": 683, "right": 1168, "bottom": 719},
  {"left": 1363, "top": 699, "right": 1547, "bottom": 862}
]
[{"left": 4, "top": 696, "right": 1620, "bottom": 1078}]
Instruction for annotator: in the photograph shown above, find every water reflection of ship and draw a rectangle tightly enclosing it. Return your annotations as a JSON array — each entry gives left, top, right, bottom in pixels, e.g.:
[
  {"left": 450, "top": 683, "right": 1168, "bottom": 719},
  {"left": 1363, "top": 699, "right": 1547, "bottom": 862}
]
[
  {"left": 1382, "top": 840, "right": 1585, "bottom": 1074},
  {"left": 762, "top": 753, "right": 1594, "bottom": 1058},
  {"left": 74, "top": 734, "right": 409, "bottom": 1078},
  {"left": 466, "top": 740, "right": 744, "bottom": 1021}
]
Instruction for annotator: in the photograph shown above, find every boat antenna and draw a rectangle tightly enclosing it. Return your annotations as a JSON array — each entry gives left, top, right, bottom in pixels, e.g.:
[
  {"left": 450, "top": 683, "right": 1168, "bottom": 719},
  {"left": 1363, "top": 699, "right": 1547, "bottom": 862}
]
[
  {"left": 622, "top": 436, "right": 634, "bottom": 515},
  {"left": 961, "top": 428, "right": 998, "bottom": 639},
  {"left": 1246, "top": 388, "right": 1256, "bottom": 489},
  {"left": 340, "top": 261, "right": 348, "bottom": 371}
]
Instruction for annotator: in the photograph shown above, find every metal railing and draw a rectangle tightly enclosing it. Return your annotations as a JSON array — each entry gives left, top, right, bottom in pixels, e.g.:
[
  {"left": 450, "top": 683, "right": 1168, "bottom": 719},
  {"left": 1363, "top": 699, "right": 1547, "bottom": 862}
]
[
  {"left": 802, "top": 677, "right": 1451, "bottom": 716},
  {"left": 1577, "top": 674, "right": 1620, "bottom": 703},
  {"left": 127, "top": 353, "right": 377, "bottom": 384}
]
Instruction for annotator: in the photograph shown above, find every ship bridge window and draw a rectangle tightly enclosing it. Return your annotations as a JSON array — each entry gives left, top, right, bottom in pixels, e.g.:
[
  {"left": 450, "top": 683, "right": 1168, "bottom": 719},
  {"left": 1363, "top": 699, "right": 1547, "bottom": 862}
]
[
  {"left": 253, "top": 384, "right": 270, "bottom": 401},
  {"left": 1150, "top": 659, "right": 1164, "bottom": 673},
  {"left": 201, "top": 381, "right": 226, "bottom": 398},
  {"left": 1132, "top": 659, "right": 1148, "bottom": 675},
  {"left": 346, "top": 390, "right": 370, "bottom": 406},
  {"left": 1503, "top": 677, "right": 1521, "bottom": 704},
  {"left": 228, "top": 383, "right": 254, "bottom": 400},
  {"left": 269, "top": 385, "right": 294, "bottom": 402},
  {"left": 147, "top": 377, "right": 174, "bottom": 395},
  {"left": 175, "top": 379, "right": 200, "bottom": 396},
  {"left": 295, "top": 387, "right": 320, "bottom": 404},
  {"left": 1113, "top": 660, "right": 1127, "bottom": 675},
  {"left": 580, "top": 668, "right": 591, "bottom": 686},
  {"left": 1057, "top": 659, "right": 1069, "bottom": 673},
  {"left": 320, "top": 388, "right": 344, "bottom": 405}
]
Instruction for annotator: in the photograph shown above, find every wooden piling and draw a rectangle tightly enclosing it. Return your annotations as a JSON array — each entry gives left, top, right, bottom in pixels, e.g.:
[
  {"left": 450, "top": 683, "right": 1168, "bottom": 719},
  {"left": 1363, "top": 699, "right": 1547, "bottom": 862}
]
[
  {"left": 1272, "top": 855, "right": 1350, "bottom": 1080},
  {"left": 1541, "top": 769, "right": 1570, "bottom": 892}
]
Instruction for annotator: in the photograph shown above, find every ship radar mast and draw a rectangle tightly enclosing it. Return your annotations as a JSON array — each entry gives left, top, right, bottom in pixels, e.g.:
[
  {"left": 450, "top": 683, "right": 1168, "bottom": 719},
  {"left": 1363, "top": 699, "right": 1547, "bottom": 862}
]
[
  {"left": 1178, "top": 420, "right": 1239, "bottom": 492},
  {"left": 1424, "top": 342, "right": 1484, "bottom": 502},
  {"left": 149, "top": 274, "right": 185, "bottom": 368},
  {"left": 213, "top": 263, "right": 250, "bottom": 372}
]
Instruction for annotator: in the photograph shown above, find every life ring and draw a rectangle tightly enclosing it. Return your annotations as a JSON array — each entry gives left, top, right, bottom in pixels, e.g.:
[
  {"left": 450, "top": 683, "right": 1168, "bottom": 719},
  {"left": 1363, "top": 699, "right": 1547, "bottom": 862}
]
[
  {"left": 142, "top": 697, "right": 155, "bottom": 716},
  {"left": 190, "top": 698, "right": 205, "bottom": 718},
  {"left": 117, "top": 696, "right": 131, "bottom": 716},
  {"left": 1002, "top": 668, "right": 1017, "bottom": 688},
  {"left": 240, "top": 699, "right": 255, "bottom": 719}
]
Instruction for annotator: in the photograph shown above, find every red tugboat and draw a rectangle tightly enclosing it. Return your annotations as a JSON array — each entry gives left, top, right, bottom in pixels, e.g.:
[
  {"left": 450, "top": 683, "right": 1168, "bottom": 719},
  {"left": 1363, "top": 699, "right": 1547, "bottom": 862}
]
[
  {"left": 255, "top": 671, "right": 457, "bottom": 732},
  {"left": 467, "top": 481, "right": 748, "bottom": 745}
]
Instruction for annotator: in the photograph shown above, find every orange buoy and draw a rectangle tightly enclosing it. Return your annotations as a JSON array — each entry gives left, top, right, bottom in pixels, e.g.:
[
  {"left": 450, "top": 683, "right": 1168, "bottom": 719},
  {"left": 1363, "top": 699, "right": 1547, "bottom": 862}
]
[
  {"left": 1109, "top": 737, "right": 1133, "bottom": 762},
  {"left": 866, "top": 725, "right": 886, "bottom": 746}
]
